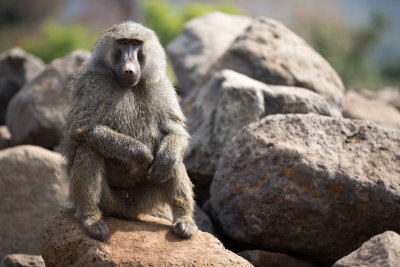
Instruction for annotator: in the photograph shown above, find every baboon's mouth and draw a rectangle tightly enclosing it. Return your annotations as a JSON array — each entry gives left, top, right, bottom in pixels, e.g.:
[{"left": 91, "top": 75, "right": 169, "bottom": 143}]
[{"left": 120, "top": 76, "right": 140, "bottom": 87}]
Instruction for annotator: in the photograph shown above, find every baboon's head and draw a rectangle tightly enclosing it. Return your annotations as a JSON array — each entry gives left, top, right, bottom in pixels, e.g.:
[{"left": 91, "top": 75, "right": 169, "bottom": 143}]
[{"left": 90, "top": 21, "right": 167, "bottom": 87}]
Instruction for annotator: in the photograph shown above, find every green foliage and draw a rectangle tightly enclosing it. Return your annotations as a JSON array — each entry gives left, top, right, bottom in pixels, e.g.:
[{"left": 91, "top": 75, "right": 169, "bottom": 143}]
[
  {"left": 306, "top": 13, "right": 388, "bottom": 89},
  {"left": 141, "top": 0, "right": 243, "bottom": 47},
  {"left": 182, "top": 2, "right": 243, "bottom": 22},
  {"left": 140, "top": 0, "right": 183, "bottom": 48},
  {"left": 381, "top": 60, "right": 400, "bottom": 85},
  {"left": 21, "top": 20, "right": 96, "bottom": 63},
  {"left": 141, "top": 0, "right": 243, "bottom": 83}
]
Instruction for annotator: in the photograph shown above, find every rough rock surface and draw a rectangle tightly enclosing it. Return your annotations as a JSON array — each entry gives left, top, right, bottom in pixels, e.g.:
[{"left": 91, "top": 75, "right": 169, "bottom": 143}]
[
  {"left": 210, "top": 113, "right": 400, "bottom": 264},
  {"left": 238, "top": 250, "right": 316, "bottom": 267},
  {"left": 185, "top": 70, "right": 264, "bottom": 197},
  {"left": 0, "top": 145, "right": 69, "bottom": 258},
  {"left": 185, "top": 70, "right": 335, "bottom": 201},
  {"left": 0, "top": 254, "right": 44, "bottom": 267},
  {"left": 333, "top": 231, "right": 400, "bottom": 267},
  {"left": 343, "top": 90, "right": 400, "bottom": 129},
  {"left": 209, "top": 17, "right": 344, "bottom": 115},
  {"left": 0, "top": 126, "right": 11, "bottom": 150},
  {"left": 167, "top": 11, "right": 251, "bottom": 96},
  {"left": 41, "top": 209, "right": 252, "bottom": 267},
  {"left": 6, "top": 50, "right": 90, "bottom": 148},
  {"left": 0, "top": 47, "right": 45, "bottom": 125}
]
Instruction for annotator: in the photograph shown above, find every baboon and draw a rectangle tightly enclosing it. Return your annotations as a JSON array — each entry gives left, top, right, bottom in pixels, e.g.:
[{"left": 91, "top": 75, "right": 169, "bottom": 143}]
[{"left": 62, "top": 21, "right": 197, "bottom": 241}]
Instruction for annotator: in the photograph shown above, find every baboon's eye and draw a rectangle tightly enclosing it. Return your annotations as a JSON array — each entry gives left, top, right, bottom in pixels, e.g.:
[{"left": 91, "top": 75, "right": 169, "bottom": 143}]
[
  {"left": 132, "top": 40, "right": 141, "bottom": 46},
  {"left": 117, "top": 39, "right": 127, "bottom": 45}
]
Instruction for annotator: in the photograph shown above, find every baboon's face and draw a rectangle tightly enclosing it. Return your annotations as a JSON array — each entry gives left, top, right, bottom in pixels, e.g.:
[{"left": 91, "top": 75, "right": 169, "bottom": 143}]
[{"left": 112, "top": 38, "right": 144, "bottom": 87}]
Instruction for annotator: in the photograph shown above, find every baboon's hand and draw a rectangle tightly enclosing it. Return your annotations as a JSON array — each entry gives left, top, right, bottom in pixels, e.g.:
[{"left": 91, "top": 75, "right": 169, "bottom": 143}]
[
  {"left": 147, "top": 153, "right": 176, "bottom": 183},
  {"left": 137, "top": 146, "right": 154, "bottom": 168}
]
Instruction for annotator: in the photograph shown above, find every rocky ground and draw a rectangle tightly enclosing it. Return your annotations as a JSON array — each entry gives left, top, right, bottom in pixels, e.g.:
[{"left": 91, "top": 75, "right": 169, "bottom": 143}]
[{"left": 0, "top": 11, "right": 399, "bottom": 267}]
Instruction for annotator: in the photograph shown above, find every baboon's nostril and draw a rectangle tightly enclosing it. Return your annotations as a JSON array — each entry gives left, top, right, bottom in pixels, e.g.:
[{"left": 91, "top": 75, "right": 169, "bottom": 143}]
[{"left": 124, "top": 70, "right": 134, "bottom": 75}]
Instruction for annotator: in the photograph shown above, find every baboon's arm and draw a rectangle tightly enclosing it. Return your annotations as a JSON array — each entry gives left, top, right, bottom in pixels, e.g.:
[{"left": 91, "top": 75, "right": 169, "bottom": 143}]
[
  {"left": 75, "top": 124, "right": 154, "bottom": 165},
  {"left": 158, "top": 133, "right": 188, "bottom": 161},
  {"left": 147, "top": 119, "right": 189, "bottom": 182}
]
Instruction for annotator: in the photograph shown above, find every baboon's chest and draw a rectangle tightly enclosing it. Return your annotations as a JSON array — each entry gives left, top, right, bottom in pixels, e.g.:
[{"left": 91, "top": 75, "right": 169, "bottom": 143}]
[{"left": 102, "top": 90, "right": 162, "bottom": 150}]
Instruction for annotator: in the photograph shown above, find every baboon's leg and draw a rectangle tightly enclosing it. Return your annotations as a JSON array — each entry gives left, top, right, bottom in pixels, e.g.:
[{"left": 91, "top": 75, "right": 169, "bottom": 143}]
[
  {"left": 70, "top": 145, "right": 112, "bottom": 241},
  {"left": 112, "top": 181, "right": 163, "bottom": 220},
  {"left": 163, "top": 163, "right": 197, "bottom": 238}
]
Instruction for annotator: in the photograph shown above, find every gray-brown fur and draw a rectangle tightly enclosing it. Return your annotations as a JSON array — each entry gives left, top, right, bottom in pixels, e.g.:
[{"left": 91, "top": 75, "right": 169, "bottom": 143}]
[{"left": 62, "top": 21, "right": 196, "bottom": 241}]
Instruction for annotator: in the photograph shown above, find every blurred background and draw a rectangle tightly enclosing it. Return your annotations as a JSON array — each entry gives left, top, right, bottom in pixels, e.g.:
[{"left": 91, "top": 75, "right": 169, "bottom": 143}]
[{"left": 1, "top": 0, "right": 399, "bottom": 91}]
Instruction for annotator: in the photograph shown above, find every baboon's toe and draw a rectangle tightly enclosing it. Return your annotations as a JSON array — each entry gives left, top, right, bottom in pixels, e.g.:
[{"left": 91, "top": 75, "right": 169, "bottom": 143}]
[
  {"left": 83, "top": 218, "right": 110, "bottom": 242},
  {"left": 172, "top": 217, "right": 197, "bottom": 239}
]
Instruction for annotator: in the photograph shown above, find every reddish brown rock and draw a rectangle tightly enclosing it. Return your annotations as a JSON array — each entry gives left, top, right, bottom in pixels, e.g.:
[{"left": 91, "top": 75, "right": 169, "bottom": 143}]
[{"left": 41, "top": 209, "right": 252, "bottom": 267}]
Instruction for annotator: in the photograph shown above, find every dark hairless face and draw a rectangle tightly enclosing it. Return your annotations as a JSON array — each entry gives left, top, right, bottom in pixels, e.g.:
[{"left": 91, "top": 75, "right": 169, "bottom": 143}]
[{"left": 112, "top": 38, "right": 144, "bottom": 87}]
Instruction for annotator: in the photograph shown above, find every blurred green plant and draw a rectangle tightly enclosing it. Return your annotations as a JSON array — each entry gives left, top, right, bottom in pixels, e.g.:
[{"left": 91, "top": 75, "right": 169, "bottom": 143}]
[
  {"left": 141, "top": 0, "right": 243, "bottom": 83},
  {"left": 305, "top": 13, "right": 390, "bottom": 89},
  {"left": 381, "top": 60, "right": 400, "bottom": 84},
  {"left": 21, "top": 20, "right": 96, "bottom": 63},
  {"left": 141, "top": 0, "right": 243, "bottom": 47}
]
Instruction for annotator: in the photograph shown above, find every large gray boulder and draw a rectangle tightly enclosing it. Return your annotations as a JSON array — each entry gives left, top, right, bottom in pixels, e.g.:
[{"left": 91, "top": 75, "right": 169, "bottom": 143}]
[
  {"left": 167, "top": 12, "right": 251, "bottom": 96},
  {"left": 343, "top": 90, "right": 400, "bottom": 129},
  {"left": 194, "top": 204, "right": 217, "bottom": 236},
  {"left": 238, "top": 250, "right": 316, "bottom": 267},
  {"left": 0, "top": 146, "right": 69, "bottom": 258},
  {"left": 185, "top": 70, "right": 335, "bottom": 201},
  {"left": 41, "top": 209, "right": 252, "bottom": 267},
  {"left": 210, "top": 113, "right": 400, "bottom": 265},
  {"left": 6, "top": 50, "right": 90, "bottom": 148},
  {"left": 208, "top": 17, "right": 345, "bottom": 115},
  {"left": 333, "top": 231, "right": 400, "bottom": 267},
  {"left": 0, "top": 47, "right": 45, "bottom": 125}
]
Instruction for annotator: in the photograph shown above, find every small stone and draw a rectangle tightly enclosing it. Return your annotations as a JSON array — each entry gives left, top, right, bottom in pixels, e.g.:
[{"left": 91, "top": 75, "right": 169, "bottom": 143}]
[{"left": 0, "top": 254, "right": 45, "bottom": 267}]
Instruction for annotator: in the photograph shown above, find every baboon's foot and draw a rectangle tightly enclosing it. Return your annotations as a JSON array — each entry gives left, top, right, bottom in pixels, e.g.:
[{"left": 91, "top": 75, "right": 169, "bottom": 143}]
[
  {"left": 82, "top": 217, "right": 110, "bottom": 242},
  {"left": 172, "top": 216, "right": 197, "bottom": 239}
]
